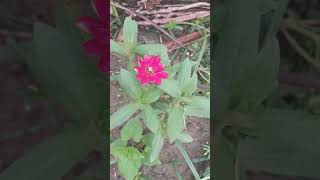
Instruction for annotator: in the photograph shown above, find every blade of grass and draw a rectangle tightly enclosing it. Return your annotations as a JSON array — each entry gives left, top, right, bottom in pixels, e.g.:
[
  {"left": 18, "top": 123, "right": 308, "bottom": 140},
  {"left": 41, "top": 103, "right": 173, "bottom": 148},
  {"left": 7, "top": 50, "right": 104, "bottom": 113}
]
[
  {"left": 176, "top": 140, "right": 201, "bottom": 180},
  {"left": 193, "top": 36, "right": 208, "bottom": 77},
  {"left": 171, "top": 162, "right": 183, "bottom": 180}
]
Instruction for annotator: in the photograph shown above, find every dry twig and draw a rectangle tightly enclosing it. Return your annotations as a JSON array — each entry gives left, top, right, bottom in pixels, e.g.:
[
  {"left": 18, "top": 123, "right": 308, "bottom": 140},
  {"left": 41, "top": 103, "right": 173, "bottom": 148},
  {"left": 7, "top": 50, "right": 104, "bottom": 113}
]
[
  {"left": 111, "top": 2, "right": 182, "bottom": 46},
  {"left": 136, "top": 11, "right": 210, "bottom": 25},
  {"left": 138, "top": 2, "right": 210, "bottom": 15}
]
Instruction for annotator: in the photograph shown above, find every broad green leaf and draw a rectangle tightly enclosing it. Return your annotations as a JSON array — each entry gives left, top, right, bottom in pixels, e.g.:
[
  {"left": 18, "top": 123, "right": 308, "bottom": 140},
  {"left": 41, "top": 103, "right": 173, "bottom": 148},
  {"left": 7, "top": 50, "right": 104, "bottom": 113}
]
[
  {"left": 158, "top": 79, "right": 181, "bottom": 99},
  {"left": 0, "top": 130, "right": 97, "bottom": 180},
  {"left": 123, "top": 17, "right": 138, "bottom": 51},
  {"left": 183, "top": 73, "right": 198, "bottom": 96},
  {"left": 111, "top": 139, "right": 127, "bottom": 155},
  {"left": 142, "top": 105, "right": 160, "bottom": 133},
  {"left": 54, "top": 0, "right": 80, "bottom": 34},
  {"left": 141, "top": 146, "right": 161, "bottom": 166},
  {"left": 184, "top": 96, "right": 210, "bottom": 119},
  {"left": 167, "top": 106, "right": 185, "bottom": 143},
  {"left": 110, "top": 103, "right": 140, "bottom": 129},
  {"left": 150, "top": 131, "right": 164, "bottom": 162},
  {"left": 120, "top": 118, "right": 143, "bottom": 142},
  {"left": 239, "top": 38, "right": 280, "bottom": 110},
  {"left": 212, "top": 135, "right": 235, "bottom": 180},
  {"left": 239, "top": 109, "right": 320, "bottom": 178},
  {"left": 142, "top": 87, "right": 163, "bottom": 104},
  {"left": 141, "top": 133, "right": 161, "bottom": 166},
  {"left": 135, "top": 44, "right": 170, "bottom": 66},
  {"left": 212, "top": 0, "right": 260, "bottom": 119},
  {"left": 177, "top": 58, "right": 192, "bottom": 91},
  {"left": 142, "top": 133, "right": 154, "bottom": 146},
  {"left": 113, "top": 147, "right": 142, "bottom": 180},
  {"left": 0, "top": 44, "right": 24, "bottom": 64},
  {"left": 31, "top": 23, "right": 106, "bottom": 125},
  {"left": 177, "top": 132, "right": 193, "bottom": 143},
  {"left": 119, "top": 69, "right": 142, "bottom": 100},
  {"left": 75, "top": 161, "right": 105, "bottom": 180},
  {"left": 111, "top": 39, "right": 127, "bottom": 57}
]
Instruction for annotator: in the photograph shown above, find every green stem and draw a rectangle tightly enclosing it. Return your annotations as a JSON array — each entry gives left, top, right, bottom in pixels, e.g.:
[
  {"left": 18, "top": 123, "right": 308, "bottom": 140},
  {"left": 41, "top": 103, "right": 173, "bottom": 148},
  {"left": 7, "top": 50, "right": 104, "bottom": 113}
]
[
  {"left": 193, "top": 36, "right": 208, "bottom": 77},
  {"left": 176, "top": 140, "right": 201, "bottom": 180}
]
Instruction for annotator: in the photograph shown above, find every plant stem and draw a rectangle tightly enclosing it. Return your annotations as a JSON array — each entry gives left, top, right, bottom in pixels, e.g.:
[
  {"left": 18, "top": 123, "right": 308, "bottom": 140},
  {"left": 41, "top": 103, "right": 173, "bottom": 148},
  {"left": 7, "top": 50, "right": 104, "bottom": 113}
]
[
  {"left": 176, "top": 140, "right": 201, "bottom": 180},
  {"left": 193, "top": 36, "right": 208, "bottom": 77}
]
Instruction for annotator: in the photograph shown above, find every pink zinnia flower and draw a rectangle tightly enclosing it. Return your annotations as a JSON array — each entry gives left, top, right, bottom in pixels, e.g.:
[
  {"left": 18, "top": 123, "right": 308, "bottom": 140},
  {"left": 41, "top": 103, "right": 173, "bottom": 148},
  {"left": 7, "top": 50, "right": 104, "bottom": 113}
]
[
  {"left": 134, "top": 55, "right": 168, "bottom": 85},
  {"left": 75, "top": 0, "right": 108, "bottom": 73}
]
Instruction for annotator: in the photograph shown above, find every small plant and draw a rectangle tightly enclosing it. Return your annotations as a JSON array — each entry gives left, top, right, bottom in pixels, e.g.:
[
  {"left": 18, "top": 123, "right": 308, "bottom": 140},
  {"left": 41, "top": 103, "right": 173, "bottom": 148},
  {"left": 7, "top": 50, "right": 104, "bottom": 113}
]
[{"left": 110, "top": 17, "right": 210, "bottom": 180}]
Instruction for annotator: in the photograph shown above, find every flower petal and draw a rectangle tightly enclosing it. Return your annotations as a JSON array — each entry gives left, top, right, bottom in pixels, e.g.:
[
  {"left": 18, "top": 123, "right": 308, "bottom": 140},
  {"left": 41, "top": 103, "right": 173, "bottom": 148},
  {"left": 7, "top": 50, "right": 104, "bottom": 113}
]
[
  {"left": 155, "top": 71, "right": 168, "bottom": 79},
  {"left": 83, "top": 39, "right": 104, "bottom": 55},
  {"left": 98, "top": 55, "right": 109, "bottom": 73}
]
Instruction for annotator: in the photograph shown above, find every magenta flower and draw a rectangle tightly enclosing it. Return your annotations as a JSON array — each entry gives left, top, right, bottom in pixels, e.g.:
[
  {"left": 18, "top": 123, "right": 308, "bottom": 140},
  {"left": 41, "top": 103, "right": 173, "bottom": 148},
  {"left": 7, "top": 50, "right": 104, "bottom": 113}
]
[
  {"left": 134, "top": 55, "right": 168, "bottom": 85},
  {"left": 75, "top": 0, "right": 108, "bottom": 73}
]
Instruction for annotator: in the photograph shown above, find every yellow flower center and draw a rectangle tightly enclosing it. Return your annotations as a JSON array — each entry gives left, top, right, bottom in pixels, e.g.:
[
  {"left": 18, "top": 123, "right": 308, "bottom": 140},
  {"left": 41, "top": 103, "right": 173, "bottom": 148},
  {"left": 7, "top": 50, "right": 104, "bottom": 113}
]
[{"left": 147, "top": 66, "right": 154, "bottom": 74}]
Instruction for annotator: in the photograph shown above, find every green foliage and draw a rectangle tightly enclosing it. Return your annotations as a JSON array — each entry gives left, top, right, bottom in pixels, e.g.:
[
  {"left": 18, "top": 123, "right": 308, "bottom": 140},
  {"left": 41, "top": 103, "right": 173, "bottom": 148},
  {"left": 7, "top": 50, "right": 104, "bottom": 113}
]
[
  {"left": 119, "top": 69, "right": 142, "bottom": 100},
  {"left": 184, "top": 96, "right": 210, "bottom": 119},
  {"left": 158, "top": 79, "right": 182, "bottom": 99},
  {"left": 32, "top": 23, "right": 106, "bottom": 126},
  {"left": 142, "top": 105, "right": 160, "bottom": 133},
  {"left": 211, "top": 1, "right": 320, "bottom": 180},
  {"left": 120, "top": 118, "right": 143, "bottom": 142},
  {"left": 110, "top": 102, "right": 140, "bottom": 129},
  {"left": 239, "top": 109, "right": 320, "bottom": 178},
  {"left": 167, "top": 106, "right": 185, "bottom": 143},
  {"left": 112, "top": 147, "right": 143, "bottom": 180},
  {"left": 110, "top": 17, "right": 209, "bottom": 179},
  {"left": 0, "top": 130, "right": 99, "bottom": 180},
  {"left": 123, "top": 17, "right": 138, "bottom": 53}
]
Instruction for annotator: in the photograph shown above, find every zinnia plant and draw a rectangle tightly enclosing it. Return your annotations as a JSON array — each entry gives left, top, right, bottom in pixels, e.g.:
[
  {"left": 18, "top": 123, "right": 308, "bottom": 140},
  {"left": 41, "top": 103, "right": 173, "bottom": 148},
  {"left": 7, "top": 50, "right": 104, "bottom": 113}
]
[
  {"left": 75, "top": 0, "right": 108, "bottom": 73},
  {"left": 110, "top": 17, "right": 210, "bottom": 180}
]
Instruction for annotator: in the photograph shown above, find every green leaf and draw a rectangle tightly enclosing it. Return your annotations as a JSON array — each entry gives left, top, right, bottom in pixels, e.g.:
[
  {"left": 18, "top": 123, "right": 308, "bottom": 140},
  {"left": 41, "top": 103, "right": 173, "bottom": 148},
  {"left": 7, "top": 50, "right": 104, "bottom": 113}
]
[
  {"left": 239, "top": 38, "right": 280, "bottom": 109},
  {"left": 111, "top": 39, "right": 127, "bottom": 57},
  {"left": 141, "top": 147, "right": 161, "bottom": 166},
  {"left": 178, "top": 58, "right": 192, "bottom": 91},
  {"left": 167, "top": 106, "right": 185, "bottom": 143},
  {"left": 177, "top": 132, "right": 193, "bottom": 143},
  {"left": 54, "top": 0, "right": 80, "bottom": 34},
  {"left": 142, "top": 105, "right": 160, "bottom": 133},
  {"left": 142, "top": 87, "right": 163, "bottom": 104},
  {"left": 75, "top": 160, "right": 105, "bottom": 180},
  {"left": 110, "top": 103, "right": 140, "bottom": 129},
  {"left": 141, "top": 133, "right": 162, "bottom": 166},
  {"left": 176, "top": 140, "right": 201, "bottom": 180},
  {"left": 0, "top": 44, "right": 24, "bottom": 64},
  {"left": 113, "top": 147, "right": 142, "bottom": 180},
  {"left": 120, "top": 118, "right": 143, "bottom": 142},
  {"left": 123, "top": 17, "right": 138, "bottom": 51},
  {"left": 119, "top": 69, "right": 142, "bottom": 100},
  {"left": 183, "top": 73, "right": 198, "bottom": 96},
  {"left": 184, "top": 96, "right": 210, "bottom": 119},
  {"left": 111, "top": 139, "right": 127, "bottom": 155},
  {"left": 0, "top": 130, "right": 97, "bottom": 180},
  {"left": 239, "top": 109, "right": 320, "bottom": 178},
  {"left": 158, "top": 79, "right": 181, "bottom": 99},
  {"left": 212, "top": 0, "right": 260, "bottom": 119},
  {"left": 31, "top": 23, "right": 106, "bottom": 125},
  {"left": 212, "top": 135, "right": 235, "bottom": 180},
  {"left": 150, "top": 131, "right": 164, "bottom": 162},
  {"left": 135, "top": 44, "right": 170, "bottom": 66}
]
